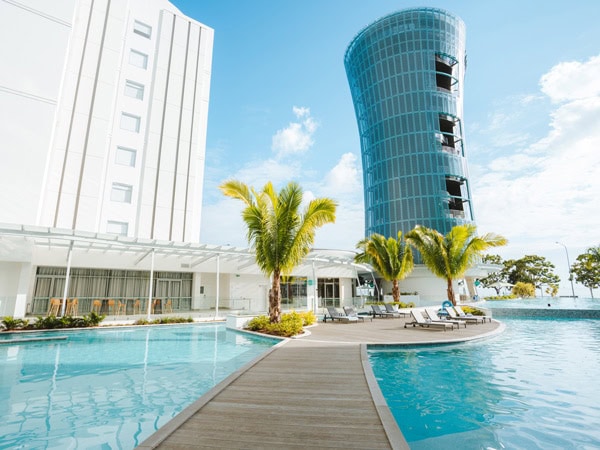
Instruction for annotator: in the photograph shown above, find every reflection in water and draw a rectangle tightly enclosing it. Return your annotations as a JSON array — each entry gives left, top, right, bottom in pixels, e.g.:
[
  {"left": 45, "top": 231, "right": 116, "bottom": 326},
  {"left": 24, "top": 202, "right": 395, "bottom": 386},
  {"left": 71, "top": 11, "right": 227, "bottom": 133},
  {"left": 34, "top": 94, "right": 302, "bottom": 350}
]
[
  {"left": 0, "top": 324, "right": 274, "bottom": 449},
  {"left": 370, "top": 318, "right": 600, "bottom": 449}
]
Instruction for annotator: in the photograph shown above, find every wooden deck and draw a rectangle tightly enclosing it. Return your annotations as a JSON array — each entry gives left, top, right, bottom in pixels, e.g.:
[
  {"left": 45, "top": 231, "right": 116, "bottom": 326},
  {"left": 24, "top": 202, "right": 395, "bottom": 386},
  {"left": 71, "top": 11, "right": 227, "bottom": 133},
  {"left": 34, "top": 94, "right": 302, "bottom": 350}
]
[{"left": 137, "top": 314, "right": 502, "bottom": 450}]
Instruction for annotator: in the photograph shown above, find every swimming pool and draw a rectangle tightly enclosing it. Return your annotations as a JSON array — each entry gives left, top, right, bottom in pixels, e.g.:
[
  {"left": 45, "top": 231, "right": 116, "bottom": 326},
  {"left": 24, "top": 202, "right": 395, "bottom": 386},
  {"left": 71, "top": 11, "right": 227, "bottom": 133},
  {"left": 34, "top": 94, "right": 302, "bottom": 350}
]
[
  {"left": 0, "top": 324, "right": 277, "bottom": 449},
  {"left": 478, "top": 296, "right": 600, "bottom": 309},
  {"left": 369, "top": 317, "right": 600, "bottom": 449}
]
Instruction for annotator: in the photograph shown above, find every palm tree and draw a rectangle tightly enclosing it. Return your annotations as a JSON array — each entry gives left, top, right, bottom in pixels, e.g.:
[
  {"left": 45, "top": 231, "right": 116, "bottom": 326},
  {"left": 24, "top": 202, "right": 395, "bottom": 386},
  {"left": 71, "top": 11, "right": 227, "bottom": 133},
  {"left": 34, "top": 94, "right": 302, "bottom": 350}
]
[
  {"left": 354, "top": 232, "right": 414, "bottom": 303},
  {"left": 406, "top": 224, "right": 507, "bottom": 305},
  {"left": 220, "top": 180, "right": 336, "bottom": 323}
]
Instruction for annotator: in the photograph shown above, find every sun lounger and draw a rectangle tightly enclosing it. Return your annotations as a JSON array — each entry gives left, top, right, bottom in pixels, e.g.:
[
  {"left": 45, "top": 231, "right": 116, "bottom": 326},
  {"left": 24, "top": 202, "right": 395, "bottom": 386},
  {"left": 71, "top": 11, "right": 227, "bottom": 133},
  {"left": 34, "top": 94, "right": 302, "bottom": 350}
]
[
  {"left": 404, "top": 310, "right": 454, "bottom": 331},
  {"left": 371, "top": 304, "right": 396, "bottom": 318},
  {"left": 423, "top": 308, "right": 464, "bottom": 329},
  {"left": 385, "top": 303, "right": 409, "bottom": 317},
  {"left": 343, "top": 306, "right": 372, "bottom": 322},
  {"left": 445, "top": 306, "right": 486, "bottom": 324},
  {"left": 454, "top": 305, "right": 492, "bottom": 322},
  {"left": 324, "top": 306, "right": 359, "bottom": 323}
]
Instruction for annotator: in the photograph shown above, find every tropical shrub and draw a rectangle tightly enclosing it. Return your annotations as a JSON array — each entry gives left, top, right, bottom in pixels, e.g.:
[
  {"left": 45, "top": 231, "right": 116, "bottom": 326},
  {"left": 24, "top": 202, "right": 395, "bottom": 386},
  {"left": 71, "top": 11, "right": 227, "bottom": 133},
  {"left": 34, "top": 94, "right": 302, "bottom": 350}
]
[
  {"left": 512, "top": 282, "right": 536, "bottom": 298},
  {"left": 134, "top": 316, "right": 193, "bottom": 325},
  {"left": 299, "top": 310, "right": 316, "bottom": 326},
  {"left": 460, "top": 306, "right": 485, "bottom": 316},
  {"left": 1, "top": 316, "right": 29, "bottom": 331},
  {"left": 483, "top": 295, "right": 517, "bottom": 300},
  {"left": 246, "top": 311, "right": 304, "bottom": 337},
  {"left": 29, "top": 312, "right": 105, "bottom": 329}
]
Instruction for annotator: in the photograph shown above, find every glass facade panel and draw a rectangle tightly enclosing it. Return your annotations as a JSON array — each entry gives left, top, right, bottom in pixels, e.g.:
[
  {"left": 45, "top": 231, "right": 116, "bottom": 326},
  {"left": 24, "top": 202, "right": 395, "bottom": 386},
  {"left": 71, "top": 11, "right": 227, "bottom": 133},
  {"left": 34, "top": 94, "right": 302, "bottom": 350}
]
[{"left": 345, "top": 7, "right": 474, "bottom": 252}]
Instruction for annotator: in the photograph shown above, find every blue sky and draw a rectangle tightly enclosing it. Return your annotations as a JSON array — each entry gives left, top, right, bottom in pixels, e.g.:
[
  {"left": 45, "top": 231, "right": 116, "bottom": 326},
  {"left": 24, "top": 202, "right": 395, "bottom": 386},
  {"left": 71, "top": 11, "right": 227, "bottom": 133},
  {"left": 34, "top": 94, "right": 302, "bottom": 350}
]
[{"left": 173, "top": 0, "right": 600, "bottom": 296}]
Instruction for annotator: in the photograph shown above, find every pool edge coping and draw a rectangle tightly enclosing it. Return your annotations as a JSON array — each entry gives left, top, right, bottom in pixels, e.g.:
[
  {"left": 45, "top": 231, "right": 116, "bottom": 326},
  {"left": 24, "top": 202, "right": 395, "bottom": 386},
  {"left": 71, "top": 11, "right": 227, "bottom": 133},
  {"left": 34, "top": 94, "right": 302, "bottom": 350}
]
[{"left": 136, "top": 337, "right": 289, "bottom": 449}]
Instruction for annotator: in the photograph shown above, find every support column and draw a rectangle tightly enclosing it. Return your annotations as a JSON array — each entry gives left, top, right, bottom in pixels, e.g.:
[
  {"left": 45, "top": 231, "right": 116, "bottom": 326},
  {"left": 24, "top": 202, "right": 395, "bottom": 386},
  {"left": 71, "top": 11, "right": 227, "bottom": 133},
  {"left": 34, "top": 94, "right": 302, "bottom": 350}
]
[
  {"left": 146, "top": 249, "right": 155, "bottom": 320},
  {"left": 60, "top": 241, "right": 74, "bottom": 316},
  {"left": 214, "top": 254, "right": 220, "bottom": 319}
]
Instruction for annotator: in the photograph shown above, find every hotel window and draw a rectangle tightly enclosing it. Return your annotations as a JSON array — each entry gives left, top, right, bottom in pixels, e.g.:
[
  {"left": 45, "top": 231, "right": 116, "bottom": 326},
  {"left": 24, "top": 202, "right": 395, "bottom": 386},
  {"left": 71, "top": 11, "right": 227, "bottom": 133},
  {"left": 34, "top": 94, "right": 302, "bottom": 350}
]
[
  {"left": 129, "top": 49, "right": 148, "bottom": 69},
  {"left": 124, "top": 80, "right": 144, "bottom": 100},
  {"left": 107, "top": 220, "right": 129, "bottom": 236},
  {"left": 110, "top": 183, "right": 133, "bottom": 203},
  {"left": 133, "top": 20, "right": 152, "bottom": 39},
  {"left": 115, "top": 146, "right": 136, "bottom": 167},
  {"left": 120, "top": 112, "right": 140, "bottom": 133}
]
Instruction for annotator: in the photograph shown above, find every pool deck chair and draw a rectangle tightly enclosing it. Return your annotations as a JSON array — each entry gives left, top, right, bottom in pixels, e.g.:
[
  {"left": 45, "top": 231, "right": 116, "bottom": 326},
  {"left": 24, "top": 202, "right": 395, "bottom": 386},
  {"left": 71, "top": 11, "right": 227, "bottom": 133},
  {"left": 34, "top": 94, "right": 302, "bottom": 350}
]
[
  {"left": 446, "top": 307, "right": 486, "bottom": 324},
  {"left": 405, "top": 310, "right": 454, "bottom": 331},
  {"left": 454, "top": 305, "right": 492, "bottom": 323},
  {"left": 343, "top": 306, "right": 373, "bottom": 322},
  {"left": 324, "top": 307, "right": 359, "bottom": 323},
  {"left": 371, "top": 304, "right": 396, "bottom": 318},
  {"left": 384, "top": 303, "right": 409, "bottom": 317},
  {"left": 424, "top": 308, "right": 464, "bottom": 329}
]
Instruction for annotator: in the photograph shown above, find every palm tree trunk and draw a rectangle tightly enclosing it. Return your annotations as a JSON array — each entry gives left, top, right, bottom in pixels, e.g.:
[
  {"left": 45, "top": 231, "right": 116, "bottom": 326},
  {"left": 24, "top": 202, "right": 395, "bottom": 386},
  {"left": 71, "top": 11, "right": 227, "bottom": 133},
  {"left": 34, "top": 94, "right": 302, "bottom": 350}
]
[
  {"left": 392, "top": 279, "right": 400, "bottom": 303},
  {"left": 269, "top": 270, "right": 282, "bottom": 323},
  {"left": 447, "top": 278, "right": 456, "bottom": 306}
]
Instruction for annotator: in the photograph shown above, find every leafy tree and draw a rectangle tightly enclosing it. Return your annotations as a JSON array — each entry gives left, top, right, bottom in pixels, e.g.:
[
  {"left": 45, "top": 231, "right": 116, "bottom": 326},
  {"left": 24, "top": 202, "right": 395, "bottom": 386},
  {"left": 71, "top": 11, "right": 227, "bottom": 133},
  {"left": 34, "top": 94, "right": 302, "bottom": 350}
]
[
  {"left": 502, "top": 255, "right": 560, "bottom": 296},
  {"left": 513, "top": 282, "right": 535, "bottom": 298},
  {"left": 571, "top": 246, "right": 600, "bottom": 298},
  {"left": 406, "top": 224, "right": 507, "bottom": 305},
  {"left": 220, "top": 180, "right": 336, "bottom": 323},
  {"left": 354, "top": 232, "right": 414, "bottom": 303},
  {"left": 545, "top": 284, "right": 559, "bottom": 297},
  {"left": 478, "top": 254, "right": 508, "bottom": 294}
]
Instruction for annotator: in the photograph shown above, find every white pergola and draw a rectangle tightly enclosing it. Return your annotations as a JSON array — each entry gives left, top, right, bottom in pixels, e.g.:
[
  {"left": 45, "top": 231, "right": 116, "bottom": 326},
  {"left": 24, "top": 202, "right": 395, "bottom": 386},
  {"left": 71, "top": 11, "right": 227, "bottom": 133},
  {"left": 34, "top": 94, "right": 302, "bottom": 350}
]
[{"left": 0, "top": 223, "right": 371, "bottom": 318}]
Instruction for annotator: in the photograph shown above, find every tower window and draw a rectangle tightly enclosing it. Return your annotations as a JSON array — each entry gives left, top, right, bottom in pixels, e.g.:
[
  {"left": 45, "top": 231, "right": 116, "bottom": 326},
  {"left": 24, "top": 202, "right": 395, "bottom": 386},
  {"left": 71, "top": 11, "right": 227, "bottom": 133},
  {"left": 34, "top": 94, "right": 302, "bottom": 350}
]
[
  {"left": 115, "top": 146, "right": 137, "bottom": 167},
  {"left": 445, "top": 176, "right": 467, "bottom": 218},
  {"left": 110, "top": 183, "right": 133, "bottom": 203},
  {"left": 124, "top": 80, "right": 144, "bottom": 100},
  {"left": 107, "top": 220, "right": 129, "bottom": 236},
  {"left": 120, "top": 112, "right": 141, "bottom": 133},
  {"left": 133, "top": 20, "right": 152, "bottom": 39},
  {"left": 129, "top": 49, "right": 148, "bottom": 69},
  {"left": 438, "top": 114, "right": 462, "bottom": 155},
  {"left": 435, "top": 54, "right": 457, "bottom": 92}
]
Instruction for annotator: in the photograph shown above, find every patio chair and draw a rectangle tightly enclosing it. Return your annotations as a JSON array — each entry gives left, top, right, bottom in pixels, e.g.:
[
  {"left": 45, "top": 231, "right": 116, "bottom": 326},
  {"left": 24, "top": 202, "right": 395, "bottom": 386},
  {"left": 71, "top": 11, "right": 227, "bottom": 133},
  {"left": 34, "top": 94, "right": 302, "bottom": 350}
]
[
  {"left": 164, "top": 299, "right": 173, "bottom": 313},
  {"left": 325, "top": 306, "right": 359, "bottom": 323},
  {"left": 423, "top": 308, "right": 464, "bottom": 329},
  {"left": 384, "top": 303, "right": 408, "bottom": 317},
  {"left": 66, "top": 298, "right": 78, "bottom": 316},
  {"left": 91, "top": 299, "right": 102, "bottom": 314},
  {"left": 48, "top": 298, "right": 61, "bottom": 316},
  {"left": 133, "top": 299, "right": 141, "bottom": 314},
  {"left": 116, "top": 300, "right": 126, "bottom": 315},
  {"left": 454, "top": 305, "right": 492, "bottom": 322},
  {"left": 343, "top": 306, "right": 372, "bottom": 322},
  {"left": 371, "top": 304, "right": 395, "bottom": 318},
  {"left": 446, "top": 306, "right": 486, "bottom": 324},
  {"left": 404, "top": 310, "right": 454, "bottom": 331}
]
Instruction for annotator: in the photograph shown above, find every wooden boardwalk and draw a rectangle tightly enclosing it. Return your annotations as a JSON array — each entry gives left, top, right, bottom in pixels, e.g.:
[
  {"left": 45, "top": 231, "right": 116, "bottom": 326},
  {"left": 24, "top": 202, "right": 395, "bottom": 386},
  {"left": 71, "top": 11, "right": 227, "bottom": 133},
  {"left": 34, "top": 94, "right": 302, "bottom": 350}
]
[{"left": 137, "top": 314, "right": 502, "bottom": 450}]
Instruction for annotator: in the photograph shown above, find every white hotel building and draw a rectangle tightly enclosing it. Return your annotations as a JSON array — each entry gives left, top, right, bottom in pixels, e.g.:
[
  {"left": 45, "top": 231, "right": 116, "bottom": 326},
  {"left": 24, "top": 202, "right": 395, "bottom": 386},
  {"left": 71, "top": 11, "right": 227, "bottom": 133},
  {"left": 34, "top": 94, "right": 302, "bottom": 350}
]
[{"left": 0, "top": 0, "right": 360, "bottom": 319}]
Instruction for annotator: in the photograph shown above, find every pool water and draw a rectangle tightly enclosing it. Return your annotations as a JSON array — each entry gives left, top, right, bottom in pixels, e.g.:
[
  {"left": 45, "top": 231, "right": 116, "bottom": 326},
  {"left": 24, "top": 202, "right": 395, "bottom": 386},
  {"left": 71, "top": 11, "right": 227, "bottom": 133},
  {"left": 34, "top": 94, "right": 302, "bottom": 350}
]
[
  {"left": 369, "top": 318, "right": 600, "bottom": 449},
  {"left": 478, "top": 296, "right": 600, "bottom": 310},
  {"left": 0, "top": 324, "right": 276, "bottom": 449}
]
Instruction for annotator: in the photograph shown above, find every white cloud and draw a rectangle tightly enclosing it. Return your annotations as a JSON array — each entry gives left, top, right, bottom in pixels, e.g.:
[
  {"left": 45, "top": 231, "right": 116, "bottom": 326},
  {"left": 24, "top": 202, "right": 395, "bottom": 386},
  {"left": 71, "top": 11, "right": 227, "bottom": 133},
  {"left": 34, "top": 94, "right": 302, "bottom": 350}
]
[
  {"left": 271, "top": 106, "right": 318, "bottom": 158},
  {"left": 473, "top": 55, "right": 600, "bottom": 262},
  {"left": 323, "top": 152, "right": 361, "bottom": 197},
  {"left": 540, "top": 54, "right": 600, "bottom": 102}
]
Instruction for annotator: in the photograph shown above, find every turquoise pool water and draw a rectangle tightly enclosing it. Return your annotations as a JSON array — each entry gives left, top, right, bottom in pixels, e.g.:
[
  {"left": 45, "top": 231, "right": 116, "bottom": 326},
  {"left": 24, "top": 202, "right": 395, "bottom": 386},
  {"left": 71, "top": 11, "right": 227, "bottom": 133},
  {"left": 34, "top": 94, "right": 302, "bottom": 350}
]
[
  {"left": 478, "top": 296, "right": 600, "bottom": 309},
  {"left": 369, "top": 318, "right": 600, "bottom": 449},
  {"left": 0, "top": 324, "right": 276, "bottom": 449}
]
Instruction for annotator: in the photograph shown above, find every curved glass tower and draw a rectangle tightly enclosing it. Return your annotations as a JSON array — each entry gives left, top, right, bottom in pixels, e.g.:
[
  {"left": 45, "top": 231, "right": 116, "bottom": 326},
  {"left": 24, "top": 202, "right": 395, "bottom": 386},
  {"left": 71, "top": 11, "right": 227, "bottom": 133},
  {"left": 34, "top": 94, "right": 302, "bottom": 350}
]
[{"left": 344, "top": 8, "right": 474, "bottom": 240}]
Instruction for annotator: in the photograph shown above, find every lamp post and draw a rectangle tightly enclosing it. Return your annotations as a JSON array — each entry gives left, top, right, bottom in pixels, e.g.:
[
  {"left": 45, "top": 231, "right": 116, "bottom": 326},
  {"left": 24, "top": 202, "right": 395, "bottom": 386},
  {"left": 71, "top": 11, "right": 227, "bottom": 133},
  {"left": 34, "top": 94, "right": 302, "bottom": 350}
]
[{"left": 556, "top": 241, "right": 576, "bottom": 298}]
